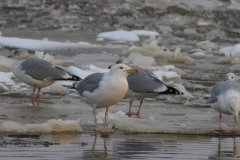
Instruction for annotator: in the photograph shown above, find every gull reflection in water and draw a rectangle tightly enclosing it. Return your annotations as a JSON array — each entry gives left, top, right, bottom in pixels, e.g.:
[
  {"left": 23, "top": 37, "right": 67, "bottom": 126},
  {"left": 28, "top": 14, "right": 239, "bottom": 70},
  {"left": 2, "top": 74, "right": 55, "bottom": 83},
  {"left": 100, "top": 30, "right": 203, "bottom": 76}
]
[{"left": 209, "top": 137, "right": 240, "bottom": 159}]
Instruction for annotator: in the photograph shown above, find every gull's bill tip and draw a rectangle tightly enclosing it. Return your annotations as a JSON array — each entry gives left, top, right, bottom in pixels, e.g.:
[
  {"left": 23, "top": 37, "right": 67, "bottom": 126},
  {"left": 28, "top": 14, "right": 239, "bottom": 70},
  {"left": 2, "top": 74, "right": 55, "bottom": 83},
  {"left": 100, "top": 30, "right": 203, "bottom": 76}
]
[{"left": 127, "top": 68, "right": 140, "bottom": 73}]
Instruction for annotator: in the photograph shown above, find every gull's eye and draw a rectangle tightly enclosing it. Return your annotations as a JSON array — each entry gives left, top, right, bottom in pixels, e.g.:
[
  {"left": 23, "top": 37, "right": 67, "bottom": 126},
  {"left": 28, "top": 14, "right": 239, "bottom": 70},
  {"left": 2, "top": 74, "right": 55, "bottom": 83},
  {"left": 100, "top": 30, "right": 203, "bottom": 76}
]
[{"left": 120, "top": 67, "right": 123, "bottom": 69}]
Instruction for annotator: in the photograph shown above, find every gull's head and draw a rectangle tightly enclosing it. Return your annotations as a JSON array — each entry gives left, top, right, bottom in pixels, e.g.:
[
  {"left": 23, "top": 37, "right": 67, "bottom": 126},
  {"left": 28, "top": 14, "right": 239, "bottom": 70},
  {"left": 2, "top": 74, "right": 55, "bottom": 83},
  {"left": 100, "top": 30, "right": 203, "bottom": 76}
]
[
  {"left": 9, "top": 49, "right": 29, "bottom": 60},
  {"left": 109, "top": 64, "right": 140, "bottom": 77},
  {"left": 226, "top": 73, "right": 236, "bottom": 81}
]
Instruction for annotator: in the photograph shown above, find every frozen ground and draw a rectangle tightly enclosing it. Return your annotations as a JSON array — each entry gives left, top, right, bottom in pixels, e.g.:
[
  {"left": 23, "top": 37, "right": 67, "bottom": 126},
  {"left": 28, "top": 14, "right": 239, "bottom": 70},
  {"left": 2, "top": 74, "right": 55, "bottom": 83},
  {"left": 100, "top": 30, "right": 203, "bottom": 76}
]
[{"left": 1, "top": 0, "right": 240, "bottom": 159}]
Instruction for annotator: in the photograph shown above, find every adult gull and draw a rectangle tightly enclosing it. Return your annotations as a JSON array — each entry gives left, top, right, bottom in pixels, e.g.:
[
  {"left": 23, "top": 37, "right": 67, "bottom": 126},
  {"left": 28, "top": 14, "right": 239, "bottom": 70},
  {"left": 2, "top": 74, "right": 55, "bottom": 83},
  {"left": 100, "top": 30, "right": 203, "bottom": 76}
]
[
  {"left": 226, "top": 72, "right": 240, "bottom": 83},
  {"left": 110, "top": 57, "right": 182, "bottom": 116},
  {"left": 210, "top": 80, "right": 240, "bottom": 132},
  {"left": 75, "top": 64, "right": 140, "bottom": 131},
  {"left": 10, "top": 49, "right": 81, "bottom": 104}
]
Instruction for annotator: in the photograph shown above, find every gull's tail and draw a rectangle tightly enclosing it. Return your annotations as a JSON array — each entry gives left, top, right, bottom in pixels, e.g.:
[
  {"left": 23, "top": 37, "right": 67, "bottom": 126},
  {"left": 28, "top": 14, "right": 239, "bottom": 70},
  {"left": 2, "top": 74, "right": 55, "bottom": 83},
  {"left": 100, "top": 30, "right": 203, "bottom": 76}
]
[
  {"left": 67, "top": 74, "right": 82, "bottom": 81},
  {"left": 159, "top": 85, "right": 183, "bottom": 95}
]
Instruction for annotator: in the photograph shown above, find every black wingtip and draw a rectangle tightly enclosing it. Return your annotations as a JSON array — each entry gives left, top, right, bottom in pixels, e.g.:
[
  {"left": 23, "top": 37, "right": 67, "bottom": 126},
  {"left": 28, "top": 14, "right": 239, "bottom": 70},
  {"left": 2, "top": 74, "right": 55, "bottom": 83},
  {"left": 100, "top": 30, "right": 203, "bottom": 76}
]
[
  {"left": 68, "top": 75, "right": 82, "bottom": 81},
  {"left": 72, "top": 82, "right": 78, "bottom": 89},
  {"left": 159, "top": 86, "right": 183, "bottom": 95}
]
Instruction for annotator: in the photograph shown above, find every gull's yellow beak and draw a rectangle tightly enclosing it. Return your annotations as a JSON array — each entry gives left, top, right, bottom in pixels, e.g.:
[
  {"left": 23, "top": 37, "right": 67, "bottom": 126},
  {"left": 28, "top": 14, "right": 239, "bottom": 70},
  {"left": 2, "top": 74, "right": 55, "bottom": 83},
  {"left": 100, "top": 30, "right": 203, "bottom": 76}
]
[
  {"left": 126, "top": 68, "right": 140, "bottom": 73},
  {"left": 108, "top": 65, "right": 113, "bottom": 69},
  {"left": 8, "top": 54, "right": 13, "bottom": 58},
  {"left": 235, "top": 115, "right": 238, "bottom": 124}
]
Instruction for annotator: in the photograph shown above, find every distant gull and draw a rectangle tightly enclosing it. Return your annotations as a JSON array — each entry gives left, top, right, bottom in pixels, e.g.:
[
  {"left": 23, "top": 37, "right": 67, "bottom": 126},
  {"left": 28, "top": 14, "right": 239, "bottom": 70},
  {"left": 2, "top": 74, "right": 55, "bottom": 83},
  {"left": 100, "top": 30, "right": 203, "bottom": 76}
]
[
  {"left": 226, "top": 72, "right": 240, "bottom": 83},
  {"left": 210, "top": 80, "right": 240, "bottom": 132},
  {"left": 75, "top": 64, "right": 140, "bottom": 131},
  {"left": 110, "top": 57, "right": 182, "bottom": 116},
  {"left": 10, "top": 49, "right": 81, "bottom": 104}
]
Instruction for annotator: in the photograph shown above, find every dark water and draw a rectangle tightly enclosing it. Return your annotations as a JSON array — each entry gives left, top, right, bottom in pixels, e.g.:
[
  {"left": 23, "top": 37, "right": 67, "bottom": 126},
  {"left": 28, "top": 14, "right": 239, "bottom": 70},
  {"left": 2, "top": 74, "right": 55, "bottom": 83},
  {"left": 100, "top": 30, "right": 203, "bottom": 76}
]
[{"left": 0, "top": 133, "right": 240, "bottom": 160}]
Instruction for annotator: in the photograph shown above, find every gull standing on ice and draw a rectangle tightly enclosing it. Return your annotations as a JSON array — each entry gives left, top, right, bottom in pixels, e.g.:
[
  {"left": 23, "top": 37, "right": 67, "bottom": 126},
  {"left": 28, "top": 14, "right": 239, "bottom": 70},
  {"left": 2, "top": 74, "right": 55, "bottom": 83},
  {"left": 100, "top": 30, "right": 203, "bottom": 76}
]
[
  {"left": 210, "top": 80, "right": 240, "bottom": 132},
  {"left": 110, "top": 58, "right": 182, "bottom": 116},
  {"left": 10, "top": 49, "right": 81, "bottom": 104},
  {"left": 75, "top": 64, "right": 140, "bottom": 131}
]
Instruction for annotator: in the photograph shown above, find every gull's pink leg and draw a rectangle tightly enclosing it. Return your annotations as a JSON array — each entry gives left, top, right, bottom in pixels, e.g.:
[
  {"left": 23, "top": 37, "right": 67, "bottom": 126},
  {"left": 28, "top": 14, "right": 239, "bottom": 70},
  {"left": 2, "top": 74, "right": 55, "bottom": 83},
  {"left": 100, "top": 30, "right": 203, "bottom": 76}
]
[
  {"left": 35, "top": 88, "right": 41, "bottom": 100},
  {"left": 126, "top": 99, "right": 134, "bottom": 115},
  {"left": 215, "top": 113, "right": 228, "bottom": 132},
  {"left": 231, "top": 118, "right": 240, "bottom": 133},
  {"left": 126, "top": 99, "right": 144, "bottom": 116},
  {"left": 135, "top": 99, "right": 144, "bottom": 116},
  {"left": 25, "top": 87, "right": 37, "bottom": 104}
]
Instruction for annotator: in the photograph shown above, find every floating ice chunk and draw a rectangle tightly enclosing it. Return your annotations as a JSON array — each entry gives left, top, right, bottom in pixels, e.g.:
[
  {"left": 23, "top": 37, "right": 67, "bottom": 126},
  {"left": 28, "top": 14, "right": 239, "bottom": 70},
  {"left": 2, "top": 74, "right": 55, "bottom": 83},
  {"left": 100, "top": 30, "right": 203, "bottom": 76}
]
[
  {"left": 218, "top": 46, "right": 234, "bottom": 56},
  {"left": 1, "top": 119, "right": 82, "bottom": 133},
  {"left": 17, "top": 82, "right": 28, "bottom": 87},
  {"left": 42, "top": 83, "right": 69, "bottom": 95},
  {"left": 11, "top": 85, "right": 21, "bottom": 89},
  {"left": 0, "top": 76, "right": 14, "bottom": 83},
  {"left": 96, "top": 37, "right": 104, "bottom": 42},
  {"left": 0, "top": 83, "right": 9, "bottom": 93},
  {"left": 67, "top": 66, "right": 92, "bottom": 79},
  {"left": 0, "top": 37, "right": 91, "bottom": 51},
  {"left": 88, "top": 64, "right": 109, "bottom": 73},
  {"left": 231, "top": 44, "right": 240, "bottom": 57},
  {"left": 4, "top": 82, "right": 15, "bottom": 86},
  {"left": 162, "top": 65, "right": 175, "bottom": 71},
  {"left": 197, "top": 40, "right": 218, "bottom": 51},
  {"left": 153, "top": 70, "right": 179, "bottom": 80},
  {"left": 2, "top": 121, "right": 27, "bottom": 132},
  {"left": 97, "top": 31, "right": 139, "bottom": 42},
  {"left": 148, "top": 116, "right": 155, "bottom": 121},
  {"left": 0, "top": 72, "right": 14, "bottom": 79},
  {"left": 173, "top": 84, "right": 195, "bottom": 99},
  {"left": 20, "top": 88, "right": 28, "bottom": 92},
  {"left": 0, "top": 56, "right": 12, "bottom": 72},
  {"left": 191, "top": 52, "right": 206, "bottom": 59},
  {"left": 130, "top": 30, "right": 159, "bottom": 36},
  {"left": 128, "top": 52, "right": 155, "bottom": 69}
]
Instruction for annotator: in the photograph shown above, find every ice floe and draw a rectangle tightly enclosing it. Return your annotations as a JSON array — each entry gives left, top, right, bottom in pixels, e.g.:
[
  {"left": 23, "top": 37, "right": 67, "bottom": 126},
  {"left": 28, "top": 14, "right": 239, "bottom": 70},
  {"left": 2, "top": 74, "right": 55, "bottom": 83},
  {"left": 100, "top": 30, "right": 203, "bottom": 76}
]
[
  {"left": 0, "top": 83, "right": 9, "bottom": 93},
  {"left": 97, "top": 30, "right": 139, "bottom": 42},
  {"left": 42, "top": 83, "right": 69, "bottom": 95},
  {"left": 0, "top": 55, "right": 12, "bottom": 72},
  {"left": 0, "top": 37, "right": 91, "bottom": 51},
  {"left": 130, "top": 30, "right": 159, "bottom": 36},
  {"left": 0, "top": 119, "right": 82, "bottom": 133}
]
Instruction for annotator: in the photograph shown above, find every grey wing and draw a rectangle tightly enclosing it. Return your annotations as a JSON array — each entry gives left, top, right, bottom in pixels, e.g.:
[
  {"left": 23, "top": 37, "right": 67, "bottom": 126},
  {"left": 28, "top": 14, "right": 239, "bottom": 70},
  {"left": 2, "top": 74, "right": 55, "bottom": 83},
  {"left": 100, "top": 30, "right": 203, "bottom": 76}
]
[
  {"left": 127, "top": 65, "right": 167, "bottom": 93},
  {"left": 75, "top": 73, "right": 104, "bottom": 97},
  {"left": 210, "top": 81, "right": 240, "bottom": 103},
  {"left": 20, "top": 57, "right": 70, "bottom": 80}
]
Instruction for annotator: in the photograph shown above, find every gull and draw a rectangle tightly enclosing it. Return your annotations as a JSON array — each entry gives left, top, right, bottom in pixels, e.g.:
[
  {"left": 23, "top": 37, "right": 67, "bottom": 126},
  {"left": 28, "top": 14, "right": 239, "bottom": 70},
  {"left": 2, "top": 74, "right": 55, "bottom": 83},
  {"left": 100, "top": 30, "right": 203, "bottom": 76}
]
[
  {"left": 226, "top": 72, "right": 240, "bottom": 83},
  {"left": 110, "top": 58, "right": 182, "bottom": 116},
  {"left": 10, "top": 49, "right": 81, "bottom": 104},
  {"left": 210, "top": 80, "right": 240, "bottom": 132},
  {"left": 75, "top": 64, "right": 140, "bottom": 131}
]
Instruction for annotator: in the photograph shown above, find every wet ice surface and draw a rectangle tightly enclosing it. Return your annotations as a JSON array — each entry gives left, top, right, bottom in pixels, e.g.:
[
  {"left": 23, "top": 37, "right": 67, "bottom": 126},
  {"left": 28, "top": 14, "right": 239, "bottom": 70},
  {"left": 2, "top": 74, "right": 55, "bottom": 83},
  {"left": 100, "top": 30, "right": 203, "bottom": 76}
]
[{"left": 1, "top": 134, "right": 240, "bottom": 160}]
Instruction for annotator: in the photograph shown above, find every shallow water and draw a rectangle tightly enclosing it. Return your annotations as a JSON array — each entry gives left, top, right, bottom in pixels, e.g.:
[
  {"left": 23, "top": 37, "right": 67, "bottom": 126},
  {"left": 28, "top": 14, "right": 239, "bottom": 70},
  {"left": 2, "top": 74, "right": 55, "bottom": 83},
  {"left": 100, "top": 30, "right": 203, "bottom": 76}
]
[{"left": 1, "top": 133, "right": 240, "bottom": 160}]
